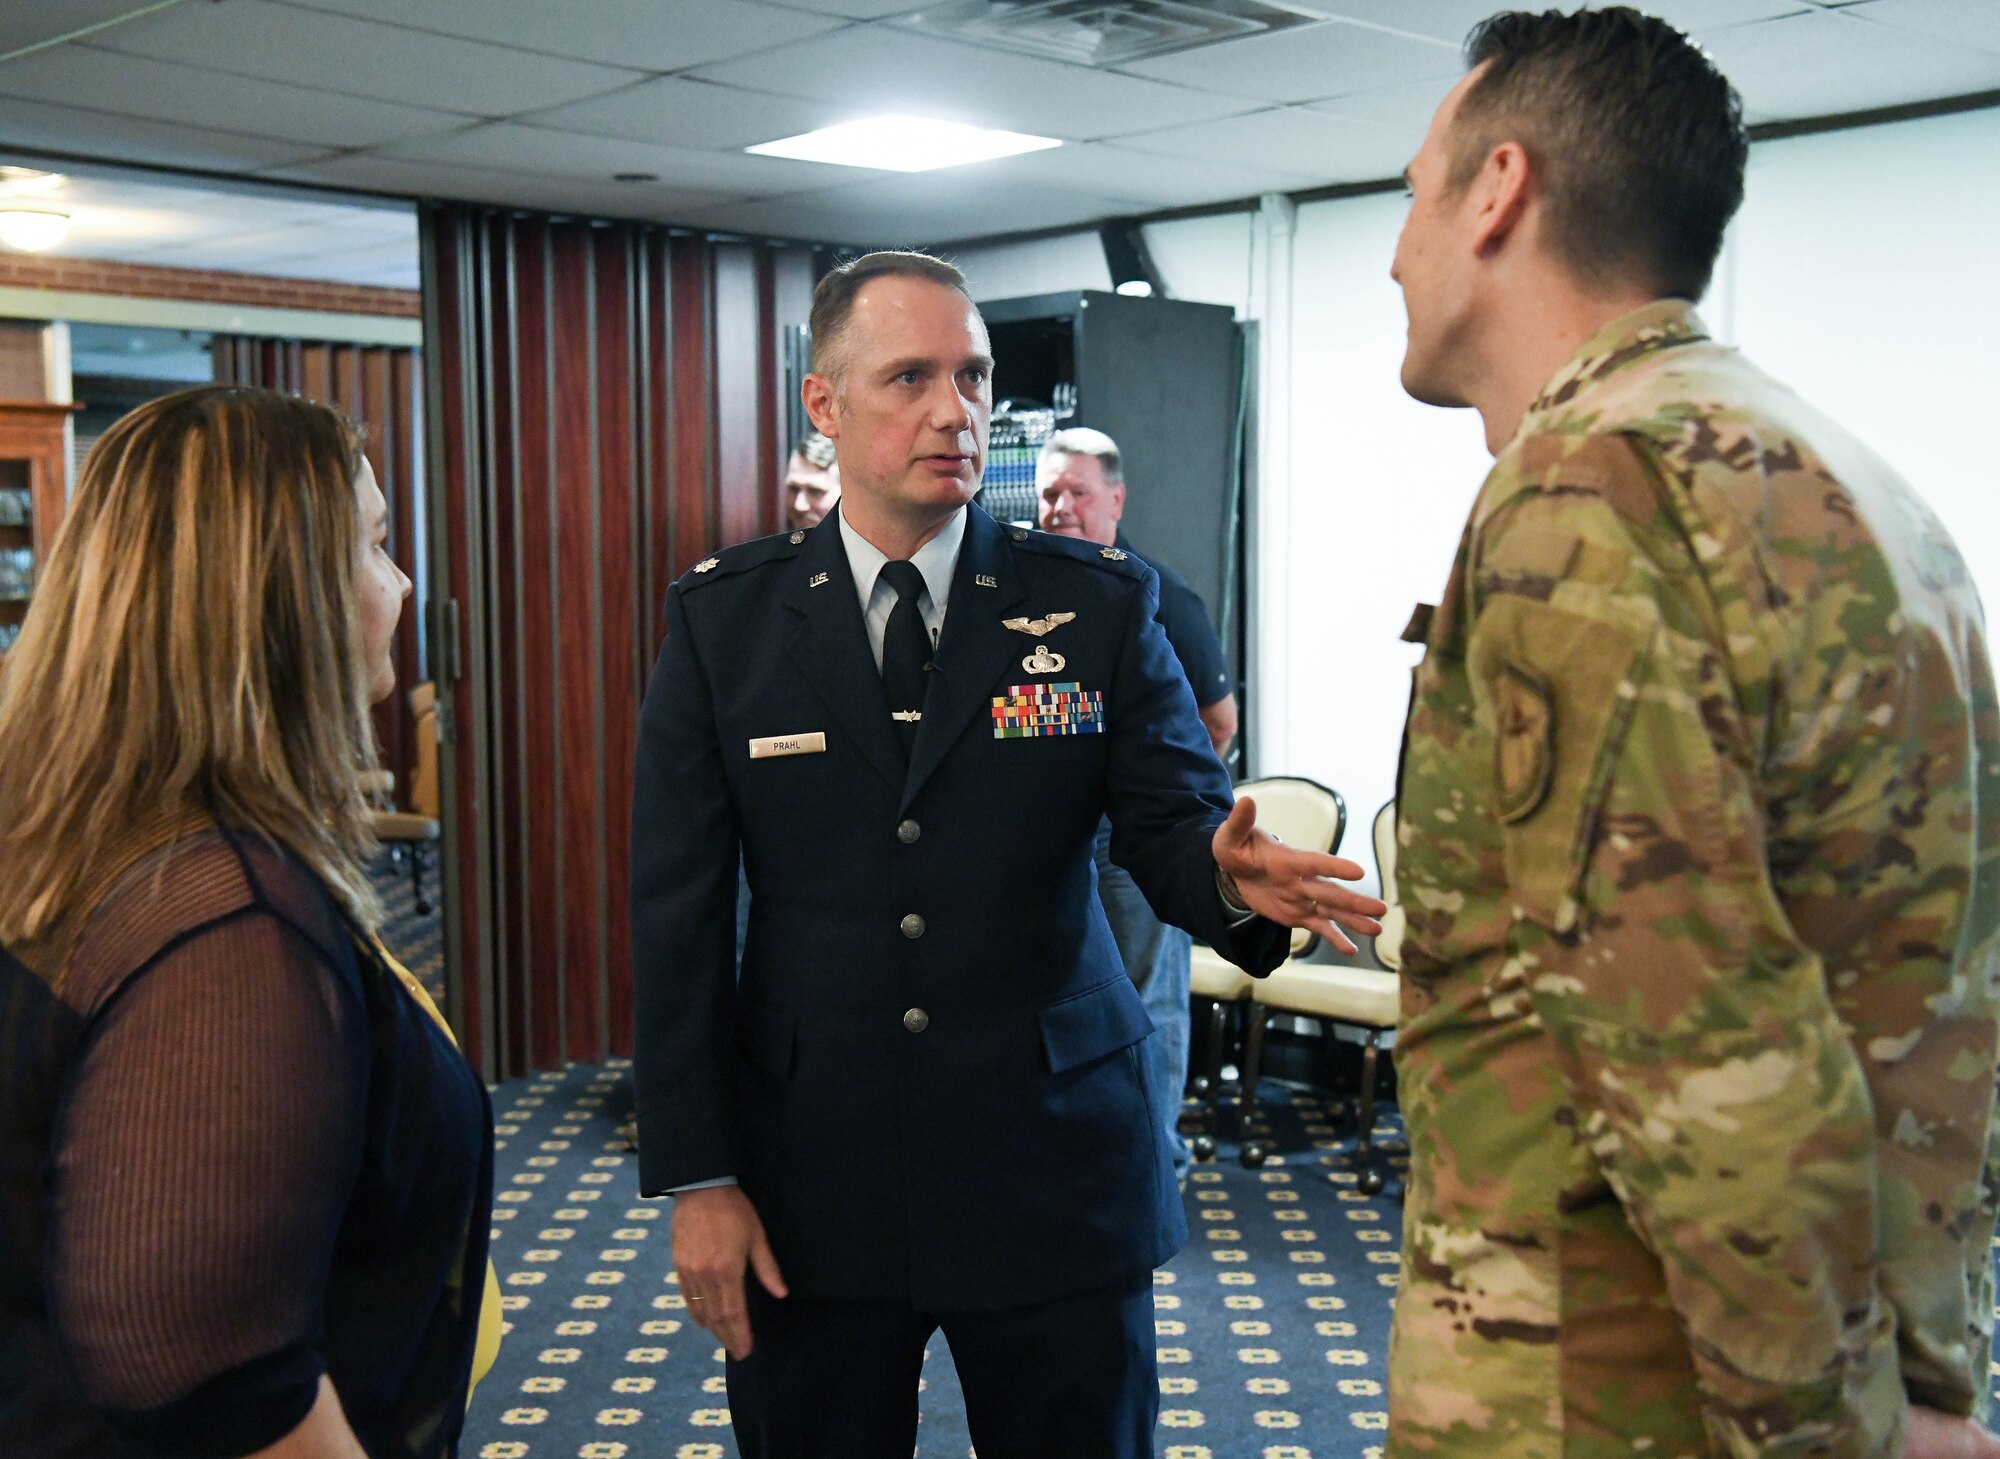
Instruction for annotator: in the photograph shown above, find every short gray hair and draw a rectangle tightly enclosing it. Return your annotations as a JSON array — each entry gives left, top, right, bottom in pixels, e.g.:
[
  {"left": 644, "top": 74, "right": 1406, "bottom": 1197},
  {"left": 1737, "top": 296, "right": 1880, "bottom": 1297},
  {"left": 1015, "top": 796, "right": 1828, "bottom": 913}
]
[{"left": 1038, "top": 427, "right": 1122, "bottom": 483}]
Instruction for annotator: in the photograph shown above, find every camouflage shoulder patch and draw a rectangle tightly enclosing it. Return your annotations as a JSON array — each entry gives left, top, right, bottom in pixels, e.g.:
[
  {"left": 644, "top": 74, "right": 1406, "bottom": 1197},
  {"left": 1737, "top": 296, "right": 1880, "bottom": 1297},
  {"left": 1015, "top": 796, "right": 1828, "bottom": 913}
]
[{"left": 1492, "top": 662, "right": 1554, "bottom": 823}]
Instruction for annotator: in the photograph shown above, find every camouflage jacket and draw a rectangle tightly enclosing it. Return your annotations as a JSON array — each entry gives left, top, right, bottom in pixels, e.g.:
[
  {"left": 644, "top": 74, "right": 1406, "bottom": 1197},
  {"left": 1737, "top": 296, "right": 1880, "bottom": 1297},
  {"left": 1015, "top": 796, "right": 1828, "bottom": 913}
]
[{"left": 1388, "top": 301, "right": 2000, "bottom": 1458}]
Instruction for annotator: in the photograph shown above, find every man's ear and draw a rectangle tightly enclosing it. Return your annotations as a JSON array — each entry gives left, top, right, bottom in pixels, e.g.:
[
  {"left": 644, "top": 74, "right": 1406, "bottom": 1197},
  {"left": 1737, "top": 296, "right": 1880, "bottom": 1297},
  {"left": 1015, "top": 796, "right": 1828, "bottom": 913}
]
[
  {"left": 802, "top": 373, "right": 839, "bottom": 438},
  {"left": 1469, "top": 139, "right": 1533, "bottom": 258},
  {"left": 1109, "top": 482, "right": 1126, "bottom": 522}
]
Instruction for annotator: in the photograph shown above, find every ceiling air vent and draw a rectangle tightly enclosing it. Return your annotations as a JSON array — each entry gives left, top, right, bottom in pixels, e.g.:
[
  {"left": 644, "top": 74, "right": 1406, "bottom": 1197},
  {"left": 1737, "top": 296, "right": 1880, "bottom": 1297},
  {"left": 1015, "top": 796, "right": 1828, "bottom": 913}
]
[{"left": 895, "top": 0, "right": 1330, "bottom": 68}]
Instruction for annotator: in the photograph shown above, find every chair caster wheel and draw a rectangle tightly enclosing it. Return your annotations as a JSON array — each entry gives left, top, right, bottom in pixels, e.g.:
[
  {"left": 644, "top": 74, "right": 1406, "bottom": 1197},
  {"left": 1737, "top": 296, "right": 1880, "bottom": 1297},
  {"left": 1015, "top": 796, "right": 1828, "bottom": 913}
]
[
  {"left": 1191, "top": 1134, "right": 1218, "bottom": 1161},
  {"left": 1359, "top": 1168, "right": 1386, "bottom": 1196},
  {"left": 1190, "top": 1074, "right": 1213, "bottom": 1097},
  {"left": 1241, "top": 1143, "right": 1268, "bottom": 1169}
]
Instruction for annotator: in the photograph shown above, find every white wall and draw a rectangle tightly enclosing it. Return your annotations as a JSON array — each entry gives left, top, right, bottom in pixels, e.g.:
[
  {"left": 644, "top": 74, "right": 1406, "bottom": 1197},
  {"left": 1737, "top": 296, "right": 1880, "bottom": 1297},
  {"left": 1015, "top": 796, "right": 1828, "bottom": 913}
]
[
  {"left": 947, "top": 105, "right": 2000, "bottom": 891},
  {"left": 948, "top": 230, "right": 1109, "bottom": 302},
  {"left": 1268, "top": 195, "right": 1487, "bottom": 873},
  {"left": 1722, "top": 106, "right": 2000, "bottom": 611}
]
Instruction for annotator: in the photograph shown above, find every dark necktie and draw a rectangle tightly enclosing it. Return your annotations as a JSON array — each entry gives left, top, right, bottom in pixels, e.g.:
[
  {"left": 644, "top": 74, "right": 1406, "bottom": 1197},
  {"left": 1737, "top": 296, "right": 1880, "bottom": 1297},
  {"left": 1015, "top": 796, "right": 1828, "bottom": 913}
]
[{"left": 879, "top": 560, "right": 932, "bottom": 760}]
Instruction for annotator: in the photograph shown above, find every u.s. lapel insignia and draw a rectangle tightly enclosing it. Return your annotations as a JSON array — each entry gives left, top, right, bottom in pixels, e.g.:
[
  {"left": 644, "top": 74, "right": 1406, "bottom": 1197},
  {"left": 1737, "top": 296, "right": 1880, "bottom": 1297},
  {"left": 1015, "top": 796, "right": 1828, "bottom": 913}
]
[
  {"left": 1002, "top": 612, "right": 1076, "bottom": 637},
  {"left": 976, "top": 574, "right": 998, "bottom": 588},
  {"left": 809, "top": 571, "right": 830, "bottom": 588},
  {"left": 693, "top": 557, "right": 720, "bottom": 573},
  {"left": 1100, "top": 547, "right": 1128, "bottom": 561},
  {"left": 1022, "top": 644, "right": 1067, "bottom": 675}
]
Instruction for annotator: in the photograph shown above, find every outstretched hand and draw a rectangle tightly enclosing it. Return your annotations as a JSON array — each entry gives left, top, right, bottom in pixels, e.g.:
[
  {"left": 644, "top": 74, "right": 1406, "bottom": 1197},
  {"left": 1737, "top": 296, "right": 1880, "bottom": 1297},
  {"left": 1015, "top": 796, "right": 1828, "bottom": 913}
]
[
  {"left": 1907, "top": 1407, "right": 2000, "bottom": 1459},
  {"left": 1212, "top": 797, "right": 1387, "bottom": 956}
]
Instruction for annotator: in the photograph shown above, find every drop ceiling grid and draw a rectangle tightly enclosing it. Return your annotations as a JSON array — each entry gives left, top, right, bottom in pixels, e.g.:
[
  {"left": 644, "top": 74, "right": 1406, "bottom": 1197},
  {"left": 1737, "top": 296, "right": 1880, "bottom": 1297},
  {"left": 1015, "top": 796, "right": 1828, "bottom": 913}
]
[{"left": 0, "top": 0, "right": 1994, "bottom": 262}]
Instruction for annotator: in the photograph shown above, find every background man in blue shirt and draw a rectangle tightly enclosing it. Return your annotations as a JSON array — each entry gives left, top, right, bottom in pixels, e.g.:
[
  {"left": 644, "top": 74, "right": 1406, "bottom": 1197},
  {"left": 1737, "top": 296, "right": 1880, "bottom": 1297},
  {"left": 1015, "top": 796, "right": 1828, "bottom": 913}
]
[{"left": 1039, "top": 426, "right": 1237, "bottom": 1181}]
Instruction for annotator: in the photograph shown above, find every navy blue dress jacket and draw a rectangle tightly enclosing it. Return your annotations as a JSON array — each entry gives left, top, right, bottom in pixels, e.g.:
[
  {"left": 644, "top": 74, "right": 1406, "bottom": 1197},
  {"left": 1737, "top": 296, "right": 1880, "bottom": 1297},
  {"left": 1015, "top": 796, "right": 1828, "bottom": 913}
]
[{"left": 631, "top": 503, "right": 1287, "bottom": 1311}]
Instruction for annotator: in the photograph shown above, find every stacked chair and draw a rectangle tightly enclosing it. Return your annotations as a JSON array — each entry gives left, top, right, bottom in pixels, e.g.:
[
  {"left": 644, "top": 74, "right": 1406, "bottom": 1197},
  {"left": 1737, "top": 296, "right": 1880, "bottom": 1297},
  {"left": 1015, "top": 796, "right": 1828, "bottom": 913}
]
[
  {"left": 364, "top": 681, "right": 442, "bottom": 915},
  {"left": 1235, "top": 799, "right": 1403, "bottom": 1193},
  {"left": 1184, "top": 777, "right": 1345, "bottom": 1157}
]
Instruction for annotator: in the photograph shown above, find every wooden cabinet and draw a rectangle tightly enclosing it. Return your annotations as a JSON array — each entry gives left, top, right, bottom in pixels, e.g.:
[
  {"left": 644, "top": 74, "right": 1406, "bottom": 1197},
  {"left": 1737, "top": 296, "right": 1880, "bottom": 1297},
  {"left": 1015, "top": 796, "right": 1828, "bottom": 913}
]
[{"left": 0, "top": 401, "right": 74, "bottom": 654}]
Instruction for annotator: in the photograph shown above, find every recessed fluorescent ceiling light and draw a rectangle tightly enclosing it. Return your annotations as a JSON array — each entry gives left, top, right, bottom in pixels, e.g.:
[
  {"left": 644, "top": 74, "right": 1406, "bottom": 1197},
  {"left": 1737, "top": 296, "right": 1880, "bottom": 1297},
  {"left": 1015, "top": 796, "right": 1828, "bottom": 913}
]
[{"left": 746, "top": 115, "right": 1060, "bottom": 172}]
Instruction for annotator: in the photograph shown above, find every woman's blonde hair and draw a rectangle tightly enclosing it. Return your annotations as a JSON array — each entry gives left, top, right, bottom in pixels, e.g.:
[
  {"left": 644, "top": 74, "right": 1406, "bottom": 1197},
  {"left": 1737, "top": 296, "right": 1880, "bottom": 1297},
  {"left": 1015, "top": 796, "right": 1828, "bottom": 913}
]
[{"left": 0, "top": 385, "right": 385, "bottom": 943}]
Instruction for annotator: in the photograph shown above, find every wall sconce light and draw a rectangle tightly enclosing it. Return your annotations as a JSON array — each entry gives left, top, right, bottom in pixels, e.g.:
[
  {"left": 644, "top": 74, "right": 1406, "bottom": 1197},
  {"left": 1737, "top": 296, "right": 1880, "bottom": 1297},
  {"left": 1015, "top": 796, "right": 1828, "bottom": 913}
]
[{"left": 0, "top": 210, "right": 71, "bottom": 252}]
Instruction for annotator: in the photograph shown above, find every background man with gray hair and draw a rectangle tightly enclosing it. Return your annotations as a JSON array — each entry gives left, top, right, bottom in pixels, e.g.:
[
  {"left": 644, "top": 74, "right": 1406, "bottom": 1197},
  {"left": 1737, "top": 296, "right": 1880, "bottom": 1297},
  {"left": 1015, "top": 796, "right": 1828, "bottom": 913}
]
[{"left": 1039, "top": 426, "right": 1239, "bottom": 1182}]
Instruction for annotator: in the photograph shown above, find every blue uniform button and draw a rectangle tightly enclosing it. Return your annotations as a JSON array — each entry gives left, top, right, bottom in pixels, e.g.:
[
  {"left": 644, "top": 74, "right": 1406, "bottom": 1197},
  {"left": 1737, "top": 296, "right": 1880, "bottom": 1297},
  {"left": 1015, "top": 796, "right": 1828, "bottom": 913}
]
[
  {"left": 903, "top": 1008, "right": 929, "bottom": 1033},
  {"left": 900, "top": 913, "right": 925, "bottom": 939},
  {"left": 897, "top": 819, "right": 921, "bottom": 845}
]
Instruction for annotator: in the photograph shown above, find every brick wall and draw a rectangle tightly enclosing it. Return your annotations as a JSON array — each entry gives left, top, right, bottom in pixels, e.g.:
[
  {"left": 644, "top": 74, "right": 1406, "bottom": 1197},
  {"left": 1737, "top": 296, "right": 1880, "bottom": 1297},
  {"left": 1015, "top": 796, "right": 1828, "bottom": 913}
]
[{"left": 0, "top": 254, "right": 420, "bottom": 318}]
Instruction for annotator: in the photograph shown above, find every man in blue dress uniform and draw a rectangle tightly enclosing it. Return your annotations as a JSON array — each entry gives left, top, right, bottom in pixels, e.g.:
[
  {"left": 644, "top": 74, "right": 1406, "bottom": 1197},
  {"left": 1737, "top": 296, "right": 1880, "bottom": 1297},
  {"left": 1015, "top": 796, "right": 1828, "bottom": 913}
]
[
  {"left": 631, "top": 251, "right": 1384, "bottom": 1459},
  {"left": 1038, "top": 426, "right": 1239, "bottom": 1183}
]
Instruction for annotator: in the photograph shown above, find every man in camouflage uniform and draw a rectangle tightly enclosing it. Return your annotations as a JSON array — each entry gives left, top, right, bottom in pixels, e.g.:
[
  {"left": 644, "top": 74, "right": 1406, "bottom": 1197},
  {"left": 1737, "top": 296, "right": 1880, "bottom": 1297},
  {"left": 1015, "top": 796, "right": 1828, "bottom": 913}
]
[{"left": 1386, "top": 10, "right": 2000, "bottom": 1457}]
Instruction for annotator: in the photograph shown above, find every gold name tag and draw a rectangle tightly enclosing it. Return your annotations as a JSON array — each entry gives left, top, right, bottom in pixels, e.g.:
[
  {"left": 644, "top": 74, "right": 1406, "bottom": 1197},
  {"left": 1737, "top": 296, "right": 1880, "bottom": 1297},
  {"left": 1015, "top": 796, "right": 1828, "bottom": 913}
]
[{"left": 749, "top": 732, "right": 826, "bottom": 760}]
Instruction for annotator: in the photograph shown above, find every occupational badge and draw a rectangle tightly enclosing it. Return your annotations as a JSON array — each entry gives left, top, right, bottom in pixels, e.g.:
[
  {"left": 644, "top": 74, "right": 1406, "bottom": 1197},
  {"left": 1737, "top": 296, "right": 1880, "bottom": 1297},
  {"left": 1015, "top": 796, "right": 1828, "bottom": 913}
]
[
  {"left": 1021, "top": 644, "right": 1067, "bottom": 675},
  {"left": 1001, "top": 612, "right": 1076, "bottom": 636}
]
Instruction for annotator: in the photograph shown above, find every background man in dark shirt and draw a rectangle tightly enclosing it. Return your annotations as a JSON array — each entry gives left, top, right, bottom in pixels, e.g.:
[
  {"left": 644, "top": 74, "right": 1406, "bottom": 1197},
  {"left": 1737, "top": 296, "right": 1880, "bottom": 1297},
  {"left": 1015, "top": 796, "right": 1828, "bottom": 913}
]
[
  {"left": 1038, "top": 426, "right": 1236, "bottom": 1181},
  {"left": 783, "top": 428, "right": 841, "bottom": 531}
]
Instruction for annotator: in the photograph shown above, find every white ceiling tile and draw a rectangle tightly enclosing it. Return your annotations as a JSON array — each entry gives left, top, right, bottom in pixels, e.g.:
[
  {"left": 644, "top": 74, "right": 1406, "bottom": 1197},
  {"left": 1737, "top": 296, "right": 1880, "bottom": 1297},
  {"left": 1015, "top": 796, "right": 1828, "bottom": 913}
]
[
  {"left": 1697, "top": 9, "right": 2000, "bottom": 117},
  {"left": 0, "top": 95, "right": 329, "bottom": 172},
  {"left": 688, "top": 25, "right": 1263, "bottom": 140},
  {"left": 1838, "top": 0, "right": 2000, "bottom": 55},
  {"left": 1304, "top": 74, "right": 1454, "bottom": 136},
  {"left": 0, "top": 155, "right": 417, "bottom": 284},
  {"left": 1116, "top": 16, "right": 1461, "bottom": 105},
  {"left": 746, "top": 0, "right": 931, "bottom": 17},
  {"left": 915, "top": 141, "right": 1321, "bottom": 210},
  {"left": 263, "top": 152, "right": 748, "bottom": 220},
  {"left": 519, "top": 77, "right": 856, "bottom": 152},
  {"left": 1311, "top": 2, "right": 1525, "bottom": 47},
  {"left": 0, "top": 44, "right": 466, "bottom": 148},
  {"left": 371, "top": 121, "right": 847, "bottom": 195},
  {"left": 278, "top": 0, "right": 848, "bottom": 72},
  {"left": 1117, "top": 107, "right": 1415, "bottom": 184},
  {"left": 1, "top": 2, "right": 175, "bottom": 59},
  {"left": 687, "top": 174, "right": 1121, "bottom": 246},
  {"left": 1635, "top": 0, "right": 1819, "bottom": 31},
  {"left": 91, "top": 0, "right": 645, "bottom": 114},
  {"left": 1314, "top": 0, "right": 1812, "bottom": 46}
]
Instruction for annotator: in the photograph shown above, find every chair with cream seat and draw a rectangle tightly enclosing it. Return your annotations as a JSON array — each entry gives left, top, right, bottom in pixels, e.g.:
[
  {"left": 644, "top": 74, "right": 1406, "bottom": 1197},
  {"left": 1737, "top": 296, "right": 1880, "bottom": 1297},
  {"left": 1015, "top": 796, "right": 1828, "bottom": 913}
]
[
  {"left": 1237, "top": 798, "right": 1403, "bottom": 1194},
  {"left": 1184, "top": 777, "right": 1346, "bottom": 1160},
  {"left": 364, "top": 681, "right": 442, "bottom": 914}
]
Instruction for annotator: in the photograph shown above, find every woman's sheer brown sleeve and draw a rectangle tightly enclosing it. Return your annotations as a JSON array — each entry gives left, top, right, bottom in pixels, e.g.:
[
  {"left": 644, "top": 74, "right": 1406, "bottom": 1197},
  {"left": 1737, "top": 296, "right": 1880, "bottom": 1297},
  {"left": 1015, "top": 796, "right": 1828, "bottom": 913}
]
[{"left": 46, "top": 910, "right": 367, "bottom": 1458}]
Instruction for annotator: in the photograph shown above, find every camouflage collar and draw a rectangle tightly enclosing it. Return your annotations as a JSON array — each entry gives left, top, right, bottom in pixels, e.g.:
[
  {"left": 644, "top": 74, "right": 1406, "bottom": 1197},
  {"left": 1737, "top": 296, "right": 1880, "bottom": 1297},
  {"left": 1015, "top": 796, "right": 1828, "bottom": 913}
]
[{"left": 1523, "top": 299, "right": 1709, "bottom": 423}]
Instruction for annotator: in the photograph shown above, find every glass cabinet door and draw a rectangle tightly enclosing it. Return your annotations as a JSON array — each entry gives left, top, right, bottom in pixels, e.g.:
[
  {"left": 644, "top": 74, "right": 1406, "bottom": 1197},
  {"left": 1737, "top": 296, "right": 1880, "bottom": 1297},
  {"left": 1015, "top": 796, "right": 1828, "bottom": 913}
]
[{"left": 0, "top": 457, "right": 32, "bottom": 654}]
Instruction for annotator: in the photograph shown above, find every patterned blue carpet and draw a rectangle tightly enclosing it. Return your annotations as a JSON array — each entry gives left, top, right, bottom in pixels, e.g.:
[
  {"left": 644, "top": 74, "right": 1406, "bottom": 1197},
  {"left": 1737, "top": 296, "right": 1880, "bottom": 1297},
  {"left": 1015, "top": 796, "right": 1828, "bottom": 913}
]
[
  {"left": 367, "top": 859, "right": 2000, "bottom": 1457},
  {"left": 459, "top": 1063, "right": 1410, "bottom": 1459}
]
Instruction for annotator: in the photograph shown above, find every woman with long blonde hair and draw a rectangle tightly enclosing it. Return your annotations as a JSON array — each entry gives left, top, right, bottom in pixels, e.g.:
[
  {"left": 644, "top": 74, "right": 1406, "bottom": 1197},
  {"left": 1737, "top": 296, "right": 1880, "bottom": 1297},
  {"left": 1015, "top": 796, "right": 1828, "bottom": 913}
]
[{"left": 0, "top": 386, "right": 492, "bottom": 1458}]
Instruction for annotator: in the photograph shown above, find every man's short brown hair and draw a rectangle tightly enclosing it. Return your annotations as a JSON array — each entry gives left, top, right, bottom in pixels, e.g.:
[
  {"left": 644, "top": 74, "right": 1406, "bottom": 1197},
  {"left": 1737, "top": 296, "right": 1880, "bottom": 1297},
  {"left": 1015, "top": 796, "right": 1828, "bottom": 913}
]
[
  {"left": 808, "top": 251, "right": 973, "bottom": 382},
  {"left": 1452, "top": 7, "right": 1747, "bottom": 302}
]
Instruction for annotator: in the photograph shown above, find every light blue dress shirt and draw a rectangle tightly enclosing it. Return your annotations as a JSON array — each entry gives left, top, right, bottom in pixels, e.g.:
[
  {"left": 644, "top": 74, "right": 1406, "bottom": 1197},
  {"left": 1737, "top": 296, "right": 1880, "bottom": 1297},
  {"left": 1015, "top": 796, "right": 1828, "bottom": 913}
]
[{"left": 838, "top": 505, "right": 965, "bottom": 670}]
